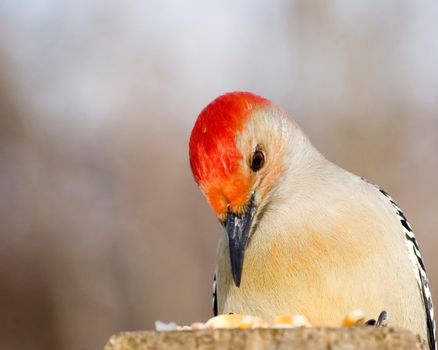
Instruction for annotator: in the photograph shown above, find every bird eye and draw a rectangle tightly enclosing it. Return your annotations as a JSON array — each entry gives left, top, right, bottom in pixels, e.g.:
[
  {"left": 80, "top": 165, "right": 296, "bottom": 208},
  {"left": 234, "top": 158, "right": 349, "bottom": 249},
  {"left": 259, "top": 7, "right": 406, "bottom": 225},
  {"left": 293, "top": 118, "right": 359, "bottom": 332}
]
[{"left": 251, "top": 149, "right": 265, "bottom": 172}]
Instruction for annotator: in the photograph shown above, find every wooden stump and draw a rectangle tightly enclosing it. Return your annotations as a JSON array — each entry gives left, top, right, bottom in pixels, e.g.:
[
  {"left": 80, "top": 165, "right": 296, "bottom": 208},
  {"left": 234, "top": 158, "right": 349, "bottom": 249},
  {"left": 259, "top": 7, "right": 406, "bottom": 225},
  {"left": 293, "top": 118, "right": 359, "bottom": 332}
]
[{"left": 104, "top": 327, "right": 427, "bottom": 350}]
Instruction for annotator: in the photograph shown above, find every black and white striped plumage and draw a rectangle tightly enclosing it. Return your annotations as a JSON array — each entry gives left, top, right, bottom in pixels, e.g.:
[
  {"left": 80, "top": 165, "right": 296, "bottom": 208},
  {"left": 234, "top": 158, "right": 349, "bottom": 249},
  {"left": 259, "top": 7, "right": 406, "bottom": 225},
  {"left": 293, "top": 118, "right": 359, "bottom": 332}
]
[{"left": 376, "top": 186, "right": 436, "bottom": 350}]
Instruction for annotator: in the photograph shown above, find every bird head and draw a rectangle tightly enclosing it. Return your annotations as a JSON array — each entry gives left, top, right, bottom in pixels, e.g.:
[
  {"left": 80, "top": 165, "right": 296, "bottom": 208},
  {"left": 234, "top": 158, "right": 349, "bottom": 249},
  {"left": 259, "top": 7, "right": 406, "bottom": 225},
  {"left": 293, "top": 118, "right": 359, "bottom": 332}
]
[{"left": 189, "top": 92, "right": 311, "bottom": 287}]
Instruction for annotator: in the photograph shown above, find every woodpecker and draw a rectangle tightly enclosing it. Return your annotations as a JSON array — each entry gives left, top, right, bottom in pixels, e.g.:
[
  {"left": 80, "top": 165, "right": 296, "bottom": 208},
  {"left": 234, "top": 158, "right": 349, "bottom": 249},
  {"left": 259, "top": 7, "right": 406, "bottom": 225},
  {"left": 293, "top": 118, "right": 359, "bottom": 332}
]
[{"left": 189, "top": 92, "right": 436, "bottom": 349}]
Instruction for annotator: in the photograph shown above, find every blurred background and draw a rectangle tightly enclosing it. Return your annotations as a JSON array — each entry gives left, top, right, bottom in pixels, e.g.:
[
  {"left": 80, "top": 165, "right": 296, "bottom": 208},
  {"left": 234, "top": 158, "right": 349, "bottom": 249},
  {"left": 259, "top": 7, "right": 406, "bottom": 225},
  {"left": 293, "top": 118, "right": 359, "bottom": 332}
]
[{"left": 0, "top": 1, "right": 437, "bottom": 349}]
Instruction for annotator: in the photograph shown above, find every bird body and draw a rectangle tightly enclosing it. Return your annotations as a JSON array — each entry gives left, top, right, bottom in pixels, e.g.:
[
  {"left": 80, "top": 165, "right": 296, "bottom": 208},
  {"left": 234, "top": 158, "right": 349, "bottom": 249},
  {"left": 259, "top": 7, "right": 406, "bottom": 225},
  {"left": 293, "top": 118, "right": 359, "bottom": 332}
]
[{"left": 189, "top": 92, "right": 436, "bottom": 349}]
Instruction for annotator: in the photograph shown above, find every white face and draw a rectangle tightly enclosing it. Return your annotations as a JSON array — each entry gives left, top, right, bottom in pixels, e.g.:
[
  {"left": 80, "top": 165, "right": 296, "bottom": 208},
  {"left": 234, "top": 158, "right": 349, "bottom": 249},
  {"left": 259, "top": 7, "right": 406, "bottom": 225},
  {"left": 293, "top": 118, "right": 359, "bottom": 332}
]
[{"left": 235, "top": 106, "right": 304, "bottom": 214}]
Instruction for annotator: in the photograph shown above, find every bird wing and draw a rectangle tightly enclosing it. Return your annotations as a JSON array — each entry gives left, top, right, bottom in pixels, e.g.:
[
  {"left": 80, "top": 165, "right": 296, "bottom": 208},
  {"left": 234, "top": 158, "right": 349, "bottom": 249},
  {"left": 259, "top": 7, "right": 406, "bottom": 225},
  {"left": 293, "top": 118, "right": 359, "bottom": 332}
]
[
  {"left": 212, "top": 274, "right": 218, "bottom": 316},
  {"left": 369, "top": 182, "right": 436, "bottom": 350}
]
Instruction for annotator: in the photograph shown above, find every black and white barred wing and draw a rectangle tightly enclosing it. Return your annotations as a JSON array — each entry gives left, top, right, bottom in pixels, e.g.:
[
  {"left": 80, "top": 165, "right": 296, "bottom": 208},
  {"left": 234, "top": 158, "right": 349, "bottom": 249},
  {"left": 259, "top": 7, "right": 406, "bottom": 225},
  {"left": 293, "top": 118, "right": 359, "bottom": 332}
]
[{"left": 375, "top": 185, "right": 436, "bottom": 350}]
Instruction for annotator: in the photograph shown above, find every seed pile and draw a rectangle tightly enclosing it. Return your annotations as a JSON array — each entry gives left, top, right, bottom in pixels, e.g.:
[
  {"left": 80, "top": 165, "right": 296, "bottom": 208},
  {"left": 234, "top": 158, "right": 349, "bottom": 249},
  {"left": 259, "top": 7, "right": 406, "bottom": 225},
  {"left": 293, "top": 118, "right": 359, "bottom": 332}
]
[{"left": 155, "top": 309, "right": 367, "bottom": 331}]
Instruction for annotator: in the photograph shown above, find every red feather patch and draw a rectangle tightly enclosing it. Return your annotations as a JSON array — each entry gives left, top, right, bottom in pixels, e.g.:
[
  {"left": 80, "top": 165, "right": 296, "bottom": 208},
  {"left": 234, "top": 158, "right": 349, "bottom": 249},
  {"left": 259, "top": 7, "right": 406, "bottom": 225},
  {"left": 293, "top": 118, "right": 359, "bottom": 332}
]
[{"left": 189, "top": 92, "right": 269, "bottom": 215}]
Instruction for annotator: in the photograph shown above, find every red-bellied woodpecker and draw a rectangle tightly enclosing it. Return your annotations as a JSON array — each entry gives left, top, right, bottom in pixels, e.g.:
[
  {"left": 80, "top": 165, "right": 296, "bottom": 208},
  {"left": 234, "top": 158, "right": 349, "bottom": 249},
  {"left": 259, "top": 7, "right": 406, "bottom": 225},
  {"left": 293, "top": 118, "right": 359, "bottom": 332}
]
[{"left": 189, "top": 92, "right": 436, "bottom": 349}]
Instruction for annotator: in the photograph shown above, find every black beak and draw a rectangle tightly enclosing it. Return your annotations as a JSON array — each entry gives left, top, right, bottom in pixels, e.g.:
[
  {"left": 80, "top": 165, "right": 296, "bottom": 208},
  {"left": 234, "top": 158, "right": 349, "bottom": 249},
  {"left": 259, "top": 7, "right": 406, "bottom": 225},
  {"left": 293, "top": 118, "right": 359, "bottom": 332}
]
[{"left": 225, "top": 194, "right": 256, "bottom": 287}]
